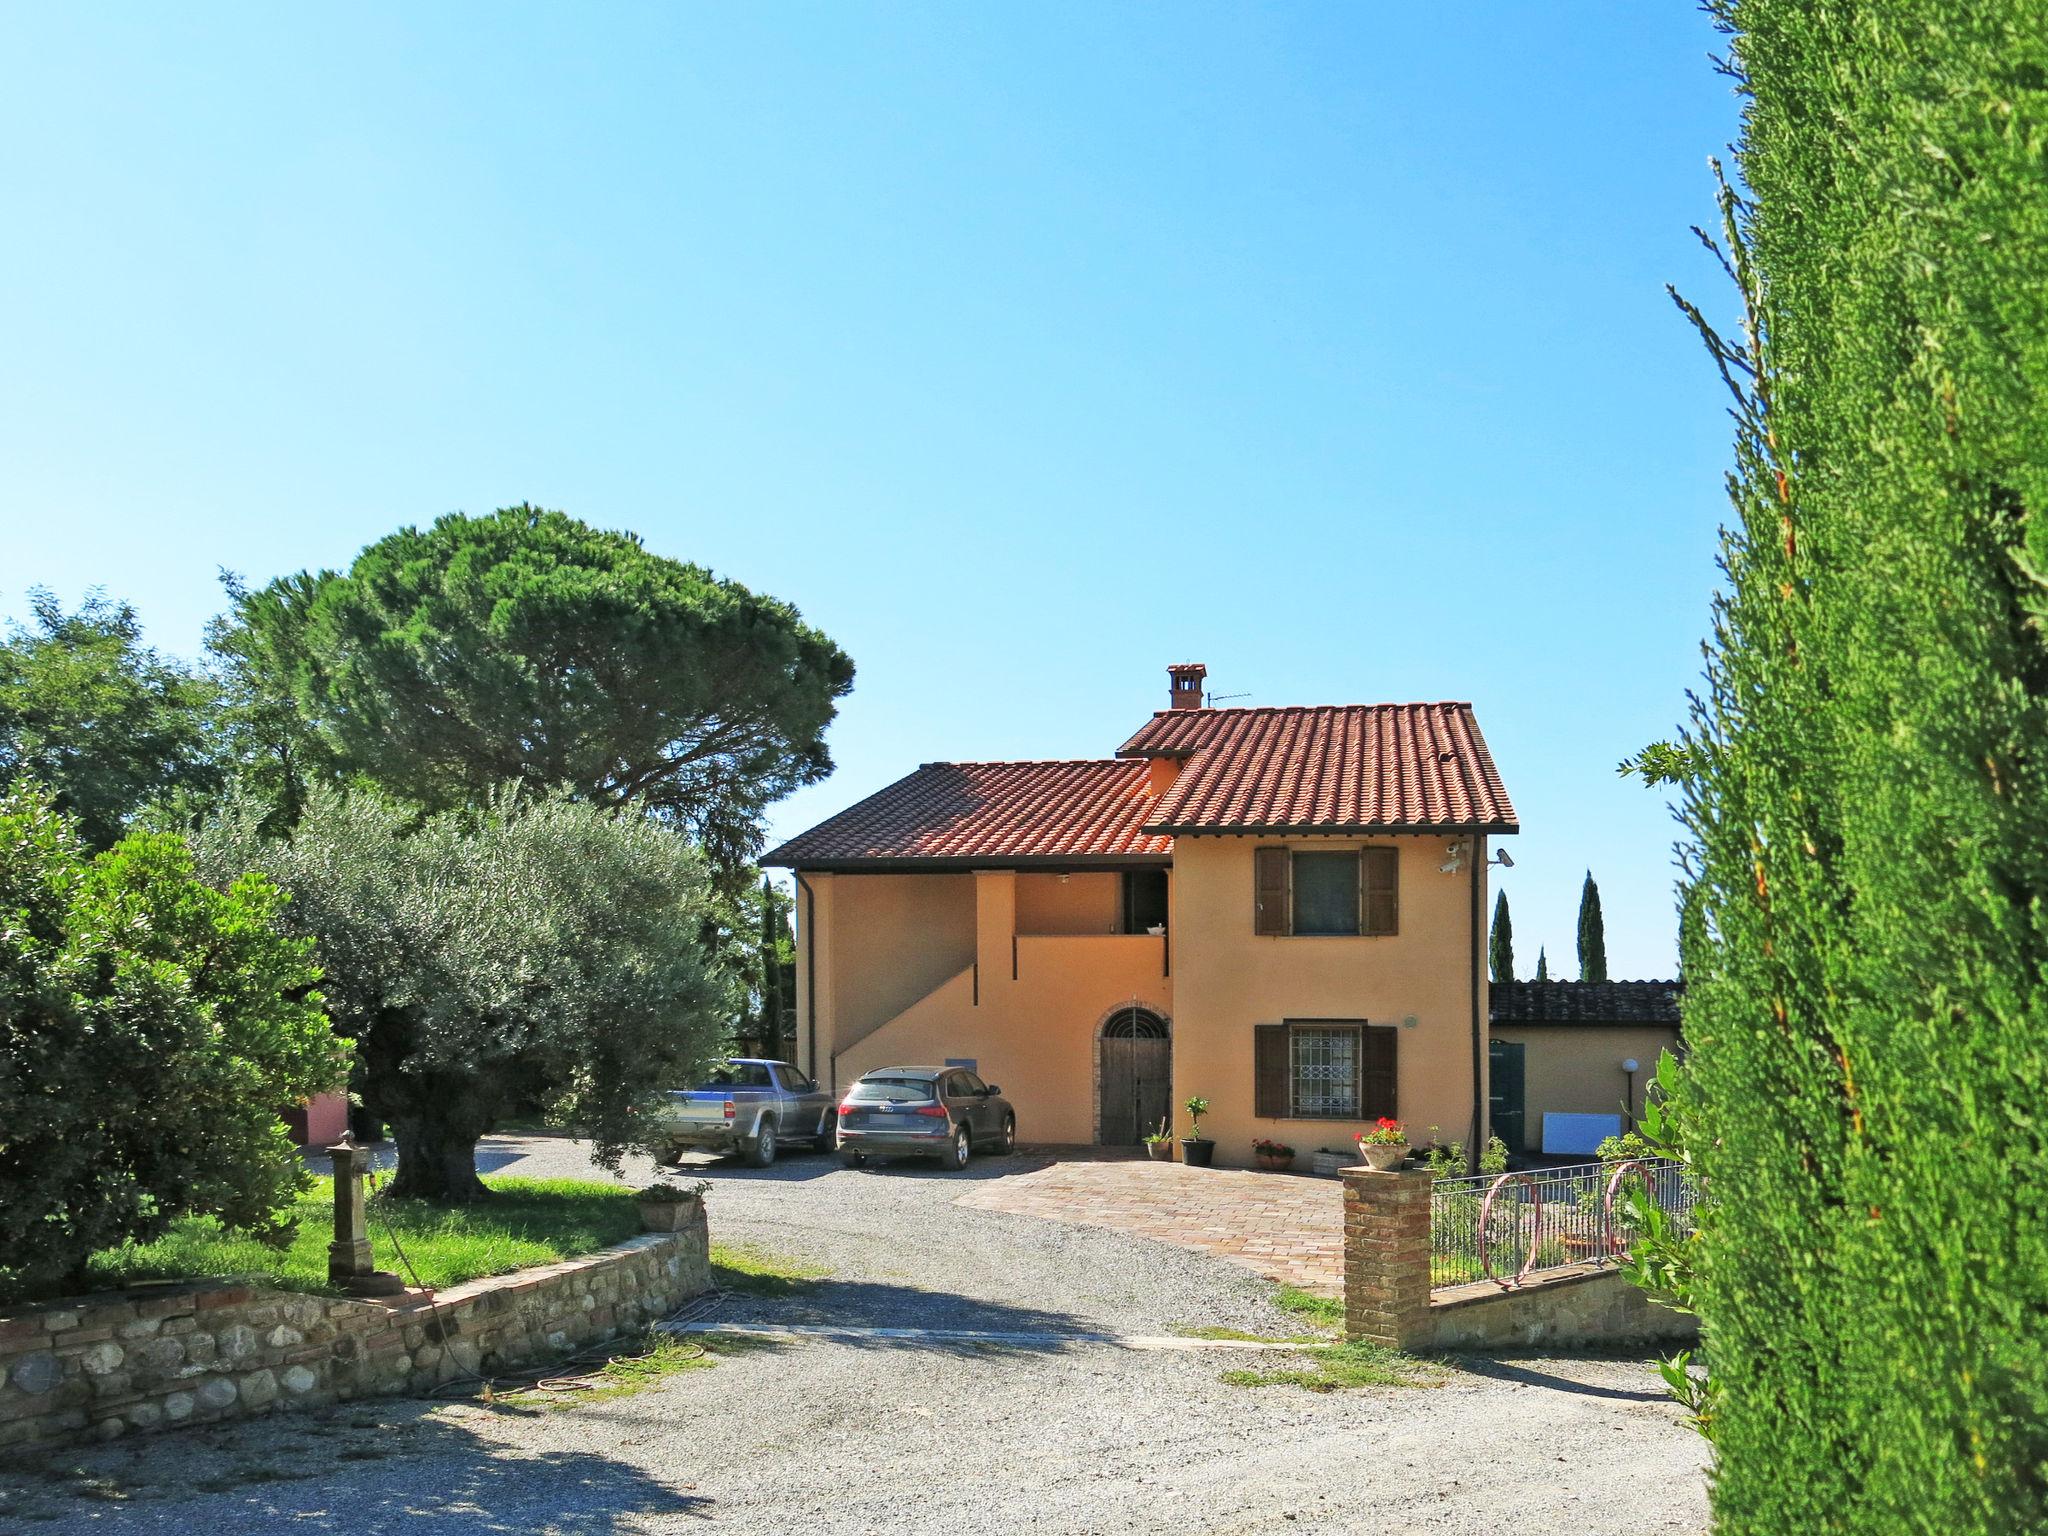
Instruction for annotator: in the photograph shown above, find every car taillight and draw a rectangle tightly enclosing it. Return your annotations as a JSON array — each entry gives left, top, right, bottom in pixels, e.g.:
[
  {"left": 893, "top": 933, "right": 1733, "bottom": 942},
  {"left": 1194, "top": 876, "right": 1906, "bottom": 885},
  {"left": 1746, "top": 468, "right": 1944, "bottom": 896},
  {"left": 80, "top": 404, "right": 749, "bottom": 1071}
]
[
  {"left": 913, "top": 1104, "right": 948, "bottom": 1118},
  {"left": 837, "top": 1100, "right": 855, "bottom": 1118},
  {"left": 722, "top": 1099, "right": 736, "bottom": 1121}
]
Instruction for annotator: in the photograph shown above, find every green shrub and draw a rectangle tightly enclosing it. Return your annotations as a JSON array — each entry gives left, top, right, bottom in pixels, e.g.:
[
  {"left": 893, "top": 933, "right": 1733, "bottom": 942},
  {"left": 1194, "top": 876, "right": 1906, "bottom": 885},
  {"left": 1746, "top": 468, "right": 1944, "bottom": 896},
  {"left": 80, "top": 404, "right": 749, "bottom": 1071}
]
[
  {"left": 0, "top": 784, "right": 346, "bottom": 1301},
  {"left": 1659, "top": 4, "right": 2048, "bottom": 1529}
]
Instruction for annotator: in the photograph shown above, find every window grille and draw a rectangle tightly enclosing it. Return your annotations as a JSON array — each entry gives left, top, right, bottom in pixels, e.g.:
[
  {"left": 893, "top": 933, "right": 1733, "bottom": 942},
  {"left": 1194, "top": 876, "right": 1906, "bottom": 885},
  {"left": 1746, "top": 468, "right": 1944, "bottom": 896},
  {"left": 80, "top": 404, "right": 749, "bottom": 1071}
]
[{"left": 1290, "top": 1026, "right": 1359, "bottom": 1117}]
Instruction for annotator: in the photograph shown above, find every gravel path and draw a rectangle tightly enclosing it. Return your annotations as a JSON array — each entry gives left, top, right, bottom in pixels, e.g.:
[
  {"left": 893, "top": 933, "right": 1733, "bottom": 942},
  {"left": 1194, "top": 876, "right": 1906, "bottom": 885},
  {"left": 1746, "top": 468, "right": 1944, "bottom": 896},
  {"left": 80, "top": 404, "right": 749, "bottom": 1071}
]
[{"left": 6, "top": 1135, "right": 1710, "bottom": 1534}]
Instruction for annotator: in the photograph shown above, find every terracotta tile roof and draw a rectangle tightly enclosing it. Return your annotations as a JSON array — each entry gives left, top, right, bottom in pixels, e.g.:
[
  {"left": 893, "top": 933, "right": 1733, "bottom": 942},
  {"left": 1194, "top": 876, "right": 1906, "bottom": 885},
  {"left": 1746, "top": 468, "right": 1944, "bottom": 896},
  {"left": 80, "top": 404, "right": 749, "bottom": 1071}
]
[
  {"left": 763, "top": 759, "right": 1173, "bottom": 869},
  {"left": 1490, "top": 980, "right": 1683, "bottom": 1028},
  {"left": 1121, "top": 703, "right": 1517, "bottom": 835}
]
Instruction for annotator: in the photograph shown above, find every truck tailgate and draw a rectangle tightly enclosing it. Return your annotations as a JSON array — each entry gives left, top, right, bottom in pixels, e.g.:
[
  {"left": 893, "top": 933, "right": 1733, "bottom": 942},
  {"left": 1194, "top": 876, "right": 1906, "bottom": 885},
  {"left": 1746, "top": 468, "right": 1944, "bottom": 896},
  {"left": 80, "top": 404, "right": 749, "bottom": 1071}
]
[{"left": 664, "top": 1091, "right": 736, "bottom": 1127}]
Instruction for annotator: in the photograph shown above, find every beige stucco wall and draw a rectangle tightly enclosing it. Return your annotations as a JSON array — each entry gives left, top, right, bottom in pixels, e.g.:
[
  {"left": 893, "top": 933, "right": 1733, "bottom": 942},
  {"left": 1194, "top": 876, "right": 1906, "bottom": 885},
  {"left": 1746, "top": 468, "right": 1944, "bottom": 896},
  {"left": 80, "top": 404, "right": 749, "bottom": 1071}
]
[
  {"left": 802, "top": 868, "right": 1172, "bottom": 1142},
  {"left": 819, "top": 873, "right": 976, "bottom": 1050},
  {"left": 1491, "top": 1024, "right": 1680, "bottom": 1128},
  {"left": 1169, "top": 835, "right": 1485, "bottom": 1167},
  {"left": 1015, "top": 871, "right": 1122, "bottom": 934},
  {"left": 793, "top": 832, "right": 1490, "bottom": 1162}
]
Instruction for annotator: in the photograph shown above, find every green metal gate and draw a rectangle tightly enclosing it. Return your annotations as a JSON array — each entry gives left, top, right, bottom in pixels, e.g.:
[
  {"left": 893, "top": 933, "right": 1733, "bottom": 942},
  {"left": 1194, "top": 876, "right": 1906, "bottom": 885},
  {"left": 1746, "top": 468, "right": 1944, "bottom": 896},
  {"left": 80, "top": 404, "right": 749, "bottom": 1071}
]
[{"left": 1488, "top": 1038, "right": 1526, "bottom": 1155}]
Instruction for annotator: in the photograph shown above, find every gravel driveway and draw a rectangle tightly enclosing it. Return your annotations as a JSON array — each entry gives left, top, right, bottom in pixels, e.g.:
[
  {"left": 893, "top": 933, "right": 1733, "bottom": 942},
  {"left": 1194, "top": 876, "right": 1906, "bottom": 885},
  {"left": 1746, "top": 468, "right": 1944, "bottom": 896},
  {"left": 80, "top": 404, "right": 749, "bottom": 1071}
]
[{"left": 6, "top": 1135, "right": 1710, "bottom": 1535}]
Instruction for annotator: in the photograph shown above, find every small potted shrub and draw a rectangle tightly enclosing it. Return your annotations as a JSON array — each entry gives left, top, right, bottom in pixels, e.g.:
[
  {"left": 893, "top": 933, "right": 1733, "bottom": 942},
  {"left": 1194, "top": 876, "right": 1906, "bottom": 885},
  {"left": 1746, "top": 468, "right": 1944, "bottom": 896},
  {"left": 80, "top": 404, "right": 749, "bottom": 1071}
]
[
  {"left": 1143, "top": 1118, "right": 1175, "bottom": 1161},
  {"left": 1355, "top": 1117, "right": 1410, "bottom": 1172},
  {"left": 1179, "top": 1096, "right": 1215, "bottom": 1167},
  {"left": 637, "top": 1179, "right": 707, "bottom": 1232},
  {"left": 1252, "top": 1137, "right": 1295, "bottom": 1172}
]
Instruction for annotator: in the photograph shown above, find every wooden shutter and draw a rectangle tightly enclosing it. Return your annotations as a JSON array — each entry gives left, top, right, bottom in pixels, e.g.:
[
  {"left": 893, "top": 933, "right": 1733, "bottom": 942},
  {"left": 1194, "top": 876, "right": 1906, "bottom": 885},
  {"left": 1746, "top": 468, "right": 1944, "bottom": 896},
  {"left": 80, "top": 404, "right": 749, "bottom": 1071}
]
[
  {"left": 1254, "top": 1023, "right": 1290, "bottom": 1118},
  {"left": 1255, "top": 847, "right": 1290, "bottom": 936},
  {"left": 1362, "top": 847, "right": 1398, "bottom": 935},
  {"left": 1361, "top": 1026, "right": 1398, "bottom": 1118}
]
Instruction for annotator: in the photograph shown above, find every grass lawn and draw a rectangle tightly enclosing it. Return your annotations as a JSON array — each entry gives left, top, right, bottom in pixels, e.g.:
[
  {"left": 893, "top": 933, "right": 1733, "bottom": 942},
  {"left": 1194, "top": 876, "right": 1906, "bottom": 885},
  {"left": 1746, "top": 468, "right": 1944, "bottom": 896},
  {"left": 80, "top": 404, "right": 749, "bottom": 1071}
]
[
  {"left": 1206, "top": 1282, "right": 1434, "bottom": 1393},
  {"left": 85, "top": 1177, "right": 643, "bottom": 1297},
  {"left": 1221, "top": 1339, "right": 1432, "bottom": 1392},
  {"left": 708, "top": 1241, "right": 829, "bottom": 1297}
]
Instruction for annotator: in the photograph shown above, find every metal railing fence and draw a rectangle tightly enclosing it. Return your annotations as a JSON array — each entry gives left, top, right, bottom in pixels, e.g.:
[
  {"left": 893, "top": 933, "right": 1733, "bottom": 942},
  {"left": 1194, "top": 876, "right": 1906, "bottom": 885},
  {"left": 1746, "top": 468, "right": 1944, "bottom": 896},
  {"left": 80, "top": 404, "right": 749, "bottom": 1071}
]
[{"left": 1428, "top": 1158, "right": 1694, "bottom": 1291}]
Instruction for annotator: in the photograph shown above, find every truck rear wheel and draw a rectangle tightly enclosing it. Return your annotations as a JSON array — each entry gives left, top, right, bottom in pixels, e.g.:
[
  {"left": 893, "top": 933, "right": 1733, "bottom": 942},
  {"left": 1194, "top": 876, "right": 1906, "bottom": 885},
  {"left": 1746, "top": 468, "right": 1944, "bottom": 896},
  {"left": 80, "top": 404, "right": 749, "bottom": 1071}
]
[{"left": 743, "top": 1121, "right": 778, "bottom": 1168}]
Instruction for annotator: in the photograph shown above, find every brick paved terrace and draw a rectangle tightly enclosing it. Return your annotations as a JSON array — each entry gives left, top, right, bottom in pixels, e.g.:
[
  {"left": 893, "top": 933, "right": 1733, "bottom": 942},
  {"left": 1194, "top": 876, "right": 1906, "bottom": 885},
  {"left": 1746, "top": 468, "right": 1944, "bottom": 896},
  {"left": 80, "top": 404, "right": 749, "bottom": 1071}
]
[{"left": 955, "top": 1154, "right": 1344, "bottom": 1294}]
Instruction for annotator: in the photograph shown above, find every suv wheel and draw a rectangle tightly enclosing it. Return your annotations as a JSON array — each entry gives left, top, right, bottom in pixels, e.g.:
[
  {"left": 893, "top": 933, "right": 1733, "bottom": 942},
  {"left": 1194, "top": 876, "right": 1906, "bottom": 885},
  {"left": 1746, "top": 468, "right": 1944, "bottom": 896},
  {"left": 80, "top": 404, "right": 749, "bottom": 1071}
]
[
  {"left": 743, "top": 1121, "right": 778, "bottom": 1168},
  {"left": 944, "top": 1125, "right": 971, "bottom": 1171},
  {"left": 997, "top": 1114, "right": 1016, "bottom": 1155}
]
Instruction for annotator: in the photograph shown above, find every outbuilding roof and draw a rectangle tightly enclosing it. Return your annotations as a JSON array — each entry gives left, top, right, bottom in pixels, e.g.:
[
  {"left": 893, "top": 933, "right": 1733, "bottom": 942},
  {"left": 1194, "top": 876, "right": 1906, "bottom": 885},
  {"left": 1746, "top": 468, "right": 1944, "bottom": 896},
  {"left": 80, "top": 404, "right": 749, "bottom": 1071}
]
[
  {"left": 762, "top": 759, "right": 1173, "bottom": 870},
  {"left": 1489, "top": 980, "right": 1684, "bottom": 1028},
  {"left": 1123, "top": 703, "right": 1517, "bottom": 835}
]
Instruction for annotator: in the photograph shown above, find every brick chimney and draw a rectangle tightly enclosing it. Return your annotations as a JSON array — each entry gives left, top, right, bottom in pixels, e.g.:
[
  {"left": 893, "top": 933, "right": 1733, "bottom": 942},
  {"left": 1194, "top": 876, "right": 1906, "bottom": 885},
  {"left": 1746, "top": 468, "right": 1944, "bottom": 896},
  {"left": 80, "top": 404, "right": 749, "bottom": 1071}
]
[{"left": 1167, "top": 663, "right": 1208, "bottom": 711}]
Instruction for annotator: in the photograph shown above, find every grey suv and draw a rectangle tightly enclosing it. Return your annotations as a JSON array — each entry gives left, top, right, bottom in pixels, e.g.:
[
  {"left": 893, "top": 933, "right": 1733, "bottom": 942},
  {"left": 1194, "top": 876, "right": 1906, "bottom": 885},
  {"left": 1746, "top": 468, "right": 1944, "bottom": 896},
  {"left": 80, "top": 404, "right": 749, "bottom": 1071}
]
[{"left": 836, "top": 1066, "right": 1016, "bottom": 1170}]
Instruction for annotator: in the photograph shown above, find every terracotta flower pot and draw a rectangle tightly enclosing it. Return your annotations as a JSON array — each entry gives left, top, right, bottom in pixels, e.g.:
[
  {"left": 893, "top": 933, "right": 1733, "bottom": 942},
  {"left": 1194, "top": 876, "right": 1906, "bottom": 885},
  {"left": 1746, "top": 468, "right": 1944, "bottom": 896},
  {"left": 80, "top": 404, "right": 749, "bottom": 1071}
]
[
  {"left": 638, "top": 1195, "right": 700, "bottom": 1232},
  {"left": 1357, "top": 1142, "right": 1409, "bottom": 1172},
  {"left": 1145, "top": 1140, "right": 1174, "bottom": 1161},
  {"left": 1255, "top": 1153, "right": 1295, "bottom": 1172}
]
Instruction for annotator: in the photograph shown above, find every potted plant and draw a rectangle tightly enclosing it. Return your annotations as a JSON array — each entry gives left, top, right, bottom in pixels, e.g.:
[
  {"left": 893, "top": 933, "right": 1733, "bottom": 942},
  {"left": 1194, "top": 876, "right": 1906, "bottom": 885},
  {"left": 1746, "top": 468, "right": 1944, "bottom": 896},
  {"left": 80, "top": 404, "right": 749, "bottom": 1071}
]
[
  {"left": 1143, "top": 1118, "right": 1174, "bottom": 1161},
  {"left": 1179, "top": 1096, "right": 1215, "bottom": 1167},
  {"left": 1355, "top": 1117, "right": 1410, "bottom": 1172},
  {"left": 1252, "top": 1137, "right": 1295, "bottom": 1172},
  {"left": 636, "top": 1179, "right": 707, "bottom": 1232}
]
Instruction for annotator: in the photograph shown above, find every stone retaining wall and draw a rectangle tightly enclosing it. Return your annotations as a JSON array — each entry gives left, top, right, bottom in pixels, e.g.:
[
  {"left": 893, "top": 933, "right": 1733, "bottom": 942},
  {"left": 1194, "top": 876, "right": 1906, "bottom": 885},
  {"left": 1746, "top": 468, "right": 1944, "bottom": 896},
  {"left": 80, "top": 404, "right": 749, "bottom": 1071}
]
[
  {"left": 1424, "top": 1264, "right": 1698, "bottom": 1351},
  {"left": 1342, "top": 1167, "right": 1694, "bottom": 1352},
  {"left": 0, "top": 1201, "right": 711, "bottom": 1450}
]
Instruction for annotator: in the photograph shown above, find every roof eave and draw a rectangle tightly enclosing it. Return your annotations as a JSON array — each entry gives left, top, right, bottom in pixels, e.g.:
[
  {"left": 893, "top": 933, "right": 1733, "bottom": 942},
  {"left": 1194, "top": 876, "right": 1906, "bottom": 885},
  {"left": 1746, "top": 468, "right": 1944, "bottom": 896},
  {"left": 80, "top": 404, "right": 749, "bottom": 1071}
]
[
  {"left": 763, "top": 851, "right": 1175, "bottom": 873},
  {"left": 1489, "top": 1015, "right": 1682, "bottom": 1029},
  {"left": 1138, "top": 820, "right": 1520, "bottom": 838}
]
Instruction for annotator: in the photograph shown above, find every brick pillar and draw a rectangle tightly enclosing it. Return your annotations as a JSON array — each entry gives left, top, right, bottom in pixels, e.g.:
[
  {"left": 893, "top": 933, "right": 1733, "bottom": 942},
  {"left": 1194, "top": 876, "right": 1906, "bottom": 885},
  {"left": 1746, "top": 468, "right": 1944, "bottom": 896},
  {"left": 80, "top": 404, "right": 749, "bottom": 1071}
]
[{"left": 1342, "top": 1167, "right": 1433, "bottom": 1348}]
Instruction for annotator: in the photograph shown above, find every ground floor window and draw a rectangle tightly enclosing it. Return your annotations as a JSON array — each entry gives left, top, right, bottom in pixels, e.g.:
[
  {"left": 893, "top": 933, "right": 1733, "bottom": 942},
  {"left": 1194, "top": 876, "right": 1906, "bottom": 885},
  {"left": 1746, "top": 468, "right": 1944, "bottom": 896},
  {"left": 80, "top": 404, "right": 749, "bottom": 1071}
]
[
  {"left": 1254, "top": 1020, "right": 1398, "bottom": 1120},
  {"left": 1291, "top": 1026, "right": 1359, "bottom": 1117}
]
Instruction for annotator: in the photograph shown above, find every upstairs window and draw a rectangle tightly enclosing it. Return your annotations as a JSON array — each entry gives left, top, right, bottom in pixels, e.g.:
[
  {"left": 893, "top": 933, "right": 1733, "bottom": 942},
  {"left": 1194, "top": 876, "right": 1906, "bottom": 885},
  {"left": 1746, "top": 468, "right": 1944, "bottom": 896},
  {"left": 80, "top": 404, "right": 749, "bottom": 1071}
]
[{"left": 1254, "top": 846, "right": 1398, "bottom": 936}]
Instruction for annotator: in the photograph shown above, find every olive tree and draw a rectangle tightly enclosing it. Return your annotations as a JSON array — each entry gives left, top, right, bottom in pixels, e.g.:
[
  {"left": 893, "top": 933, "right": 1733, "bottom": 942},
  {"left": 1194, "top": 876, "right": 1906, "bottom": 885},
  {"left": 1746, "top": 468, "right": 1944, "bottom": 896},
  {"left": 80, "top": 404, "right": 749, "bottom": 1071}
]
[
  {"left": 198, "top": 787, "right": 734, "bottom": 1202},
  {"left": 0, "top": 784, "right": 344, "bottom": 1301}
]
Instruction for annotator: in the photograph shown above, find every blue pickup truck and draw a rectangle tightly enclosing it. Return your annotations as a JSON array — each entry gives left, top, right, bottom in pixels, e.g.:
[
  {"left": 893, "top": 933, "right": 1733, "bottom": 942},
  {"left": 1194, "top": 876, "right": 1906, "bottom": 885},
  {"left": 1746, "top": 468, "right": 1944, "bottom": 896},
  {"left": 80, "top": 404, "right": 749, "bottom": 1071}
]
[{"left": 654, "top": 1058, "right": 838, "bottom": 1168}]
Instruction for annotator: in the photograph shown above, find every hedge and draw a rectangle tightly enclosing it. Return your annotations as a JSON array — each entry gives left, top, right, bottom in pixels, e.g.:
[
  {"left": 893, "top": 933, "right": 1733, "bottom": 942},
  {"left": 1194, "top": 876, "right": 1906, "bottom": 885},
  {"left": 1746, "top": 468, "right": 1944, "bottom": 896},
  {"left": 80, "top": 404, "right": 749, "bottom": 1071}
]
[{"left": 1674, "top": 4, "right": 2048, "bottom": 1531}]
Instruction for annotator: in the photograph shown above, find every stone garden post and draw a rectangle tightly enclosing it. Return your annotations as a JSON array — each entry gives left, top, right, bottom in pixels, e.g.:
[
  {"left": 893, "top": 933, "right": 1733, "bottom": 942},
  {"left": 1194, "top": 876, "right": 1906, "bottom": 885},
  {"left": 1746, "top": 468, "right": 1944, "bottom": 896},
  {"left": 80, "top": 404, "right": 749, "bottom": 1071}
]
[{"left": 326, "top": 1137, "right": 405, "bottom": 1297}]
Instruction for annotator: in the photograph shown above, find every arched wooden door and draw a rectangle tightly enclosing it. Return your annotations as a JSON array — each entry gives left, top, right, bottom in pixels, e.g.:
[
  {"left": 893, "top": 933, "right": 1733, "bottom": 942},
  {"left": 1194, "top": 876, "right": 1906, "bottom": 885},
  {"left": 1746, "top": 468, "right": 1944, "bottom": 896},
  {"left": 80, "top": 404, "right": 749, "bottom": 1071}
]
[{"left": 1099, "top": 1007, "right": 1171, "bottom": 1145}]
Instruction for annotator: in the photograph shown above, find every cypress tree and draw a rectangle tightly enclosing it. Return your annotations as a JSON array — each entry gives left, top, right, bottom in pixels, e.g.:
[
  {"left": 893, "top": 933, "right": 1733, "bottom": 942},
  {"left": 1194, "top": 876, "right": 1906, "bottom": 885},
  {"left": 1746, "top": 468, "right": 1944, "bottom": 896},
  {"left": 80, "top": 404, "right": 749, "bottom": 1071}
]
[
  {"left": 1488, "top": 889, "right": 1514, "bottom": 983},
  {"left": 1534, "top": 947, "right": 1549, "bottom": 982},
  {"left": 1575, "top": 872, "right": 1607, "bottom": 983},
  {"left": 1657, "top": 4, "right": 2048, "bottom": 1530}
]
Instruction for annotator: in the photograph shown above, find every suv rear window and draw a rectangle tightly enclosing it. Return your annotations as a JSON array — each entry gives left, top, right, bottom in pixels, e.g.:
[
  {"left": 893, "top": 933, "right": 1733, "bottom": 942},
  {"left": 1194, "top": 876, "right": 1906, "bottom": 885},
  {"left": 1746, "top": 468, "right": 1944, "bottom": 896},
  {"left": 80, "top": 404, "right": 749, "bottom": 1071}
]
[
  {"left": 847, "top": 1076, "right": 936, "bottom": 1103},
  {"left": 693, "top": 1063, "right": 773, "bottom": 1090}
]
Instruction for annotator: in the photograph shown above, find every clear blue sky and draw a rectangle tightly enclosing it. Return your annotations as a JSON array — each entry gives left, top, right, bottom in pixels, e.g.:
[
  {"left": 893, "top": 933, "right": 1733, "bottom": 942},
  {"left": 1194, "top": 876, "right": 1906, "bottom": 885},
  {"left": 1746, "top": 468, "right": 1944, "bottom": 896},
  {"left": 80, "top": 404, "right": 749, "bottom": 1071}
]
[{"left": 1, "top": 3, "right": 1740, "bottom": 979}]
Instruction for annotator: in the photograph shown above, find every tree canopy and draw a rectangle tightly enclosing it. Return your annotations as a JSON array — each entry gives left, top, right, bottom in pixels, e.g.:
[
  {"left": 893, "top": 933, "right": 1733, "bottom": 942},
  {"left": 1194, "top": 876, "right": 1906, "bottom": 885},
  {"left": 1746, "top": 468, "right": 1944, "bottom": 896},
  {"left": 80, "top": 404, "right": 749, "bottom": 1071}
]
[
  {"left": 196, "top": 786, "right": 735, "bottom": 1201},
  {"left": 1488, "top": 889, "right": 1514, "bottom": 983},
  {"left": 0, "top": 590, "right": 217, "bottom": 848},
  {"left": 1575, "top": 871, "right": 1607, "bottom": 983},
  {"left": 222, "top": 507, "right": 853, "bottom": 868},
  {"left": 0, "top": 784, "right": 345, "bottom": 1301}
]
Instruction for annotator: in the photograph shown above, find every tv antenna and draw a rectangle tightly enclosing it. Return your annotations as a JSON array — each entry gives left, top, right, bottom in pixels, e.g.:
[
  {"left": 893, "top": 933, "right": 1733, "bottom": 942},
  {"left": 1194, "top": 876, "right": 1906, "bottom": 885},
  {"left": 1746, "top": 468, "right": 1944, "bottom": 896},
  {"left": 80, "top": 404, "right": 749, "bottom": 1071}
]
[{"left": 1205, "top": 691, "right": 1251, "bottom": 707}]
